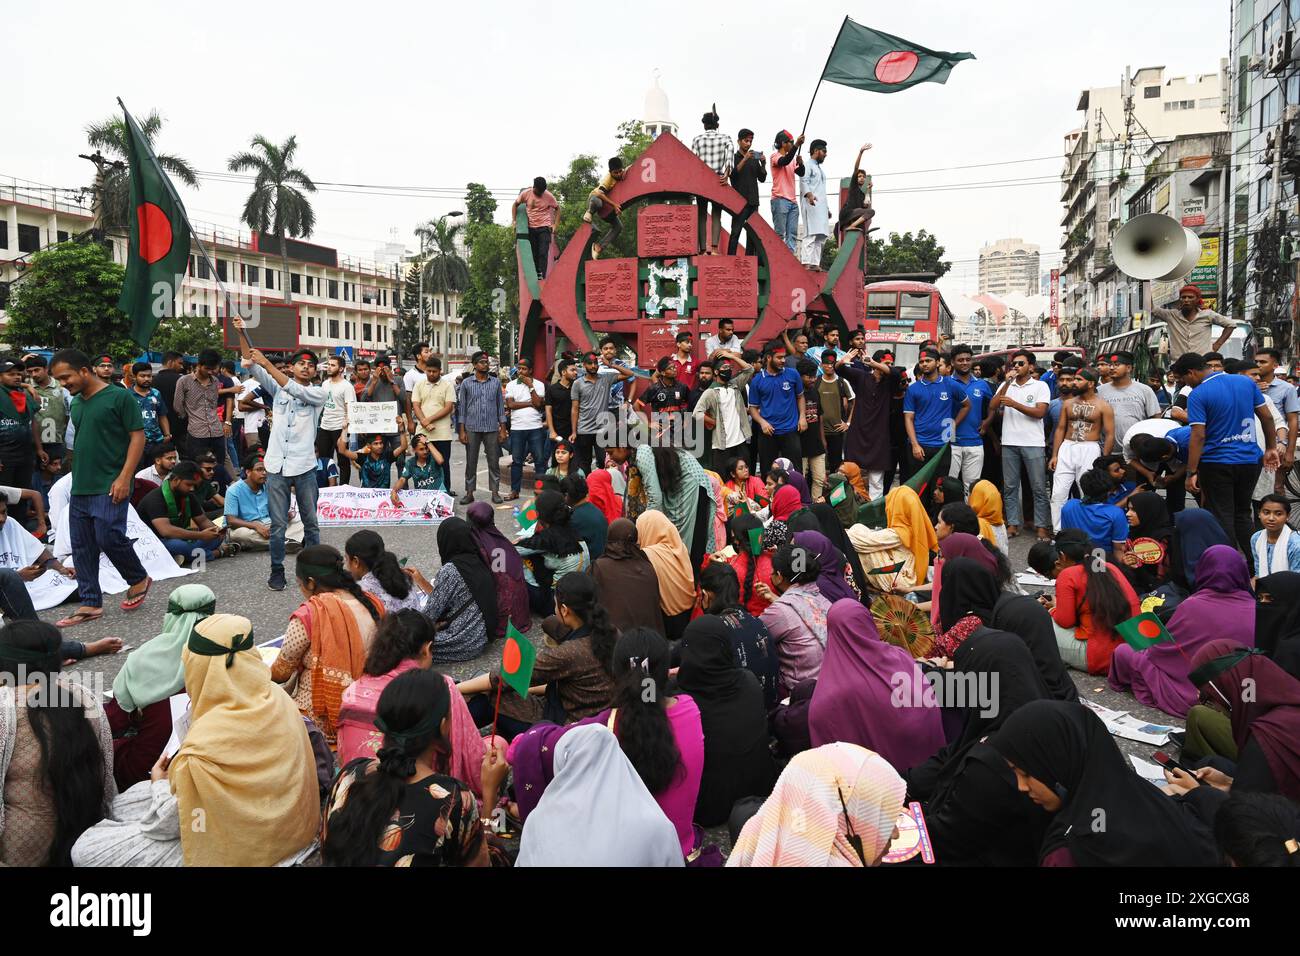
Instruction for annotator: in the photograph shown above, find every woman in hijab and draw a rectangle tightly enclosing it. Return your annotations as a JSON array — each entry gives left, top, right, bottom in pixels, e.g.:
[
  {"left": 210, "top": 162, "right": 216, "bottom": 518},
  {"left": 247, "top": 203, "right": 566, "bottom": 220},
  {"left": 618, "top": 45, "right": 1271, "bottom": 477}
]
[
  {"left": 1254, "top": 571, "right": 1300, "bottom": 660},
  {"left": 404, "top": 517, "right": 499, "bottom": 665},
  {"left": 1119, "top": 491, "right": 1175, "bottom": 595},
  {"left": 935, "top": 556, "right": 1001, "bottom": 659},
  {"left": 886, "top": 485, "right": 938, "bottom": 586},
  {"left": 792, "top": 529, "right": 858, "bottom": 605},
  {"left": 272, "top": 545, "right": 383, "bottom": 746},
  {"left": 907, "top": 622, "right": 1054, "bottom": 867},
  {"left": 592, "top": 518, "right": 666, "bottom": 635},
  {"left": 1171, "top": 509, "right": 1232, "bottom": 591},
  {"left": 769, "top": 483, "right": 802, "bottom": 524},
  {"left": 785, "top": 469, "right": 813, "bottom": 509},
  {"left": 675, "top": 615, "right": 777, "bottom": 827},
  {"left": 513, "top": 491, "right": 589, "bottom": 614},
  {"left": 1110, "top": 545, "right": 1255, "bottom": 718},
  {"left": 990, "top": 699, "right": 1219, "bottom": 866},
  {"left": 838, "top": 461, "right": 871, "bottom": 501},
  {"left": 465, "top": 501, "right": 530, "bottom": 637},
  {"left": 846, "top": 522, "right": 918, "bottom": 593},
  {"left": 636, "top": 510, "right": 697, "bottom": 640},
  {"left": 1175, "top": 641, "right": 1300, "bottom": 802},
  {"left": 105, "top": 584, "right": 215, "bottom": 790},
  {"left": 699, "top": 561, "right": 781, "bottom": 710},
  {"left": 968, "top": 479, "right": 1009, "bottom": 555},
  {"left": 517, "top": 725, "right": 682, "bottom": 867},
  {"left": 929, "top": 533, "right": 1000, "bottom": 638},
  {"left": 727, "top": 743, "right": 907, "bottom": 867},
  {"left": 809, "top": 600, "right": 945, "bottom": 775},
  {"left": 989, "top": 589, "right": 1079, "bottom": 703},
  {"left": 759, "top": 543, "right": 832, "bottom": 698},
  {"left": 724, "top": 512, "right": 778, "bottom": 617},
  {"left": 585, "top": 467, "right": 623, "bottom": 525},
  {"left": 635, "top": 444, "right": 717, "bottom": 565}
]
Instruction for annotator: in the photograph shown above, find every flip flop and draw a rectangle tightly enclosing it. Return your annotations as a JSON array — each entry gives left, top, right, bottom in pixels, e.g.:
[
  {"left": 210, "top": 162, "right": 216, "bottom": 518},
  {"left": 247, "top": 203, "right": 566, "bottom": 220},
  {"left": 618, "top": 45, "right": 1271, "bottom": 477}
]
[
  {"left": 120, "top": 577, "right": 152, "bottom": 612},
  {"left": 56, "top": 610, "right": 103, "bottom": 628}
]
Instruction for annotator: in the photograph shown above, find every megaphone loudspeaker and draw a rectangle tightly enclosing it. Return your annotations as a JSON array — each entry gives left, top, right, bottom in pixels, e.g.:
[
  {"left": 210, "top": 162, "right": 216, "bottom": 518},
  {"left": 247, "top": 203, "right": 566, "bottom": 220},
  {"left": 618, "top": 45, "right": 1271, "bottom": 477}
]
[{"left": 1111, "top": 213, "right": 1203, "bottom": 281}]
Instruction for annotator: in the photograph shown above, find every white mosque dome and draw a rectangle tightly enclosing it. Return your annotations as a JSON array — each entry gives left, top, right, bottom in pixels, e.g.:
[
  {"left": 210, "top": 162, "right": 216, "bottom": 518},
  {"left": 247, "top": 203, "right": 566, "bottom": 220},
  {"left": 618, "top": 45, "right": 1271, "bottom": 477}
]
[{"left": 642, "top": 70, "right": 678, "bottom": 139}]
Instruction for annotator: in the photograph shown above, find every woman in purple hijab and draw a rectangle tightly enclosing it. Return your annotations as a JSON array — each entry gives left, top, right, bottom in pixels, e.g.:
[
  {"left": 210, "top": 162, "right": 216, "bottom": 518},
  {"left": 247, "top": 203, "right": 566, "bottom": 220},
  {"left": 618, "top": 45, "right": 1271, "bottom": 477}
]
[
  {"left": 1109, "top": 545, "right": 1254, "bottom": 717},
  {"left": 792, "top": 530, "right": 858, "bottom": 605},
  {"left": 466, "top": 500, "right": 530, "bottom": 637},
  {"left": 808, "top": 599, "right": 946, "bottom": 774}
]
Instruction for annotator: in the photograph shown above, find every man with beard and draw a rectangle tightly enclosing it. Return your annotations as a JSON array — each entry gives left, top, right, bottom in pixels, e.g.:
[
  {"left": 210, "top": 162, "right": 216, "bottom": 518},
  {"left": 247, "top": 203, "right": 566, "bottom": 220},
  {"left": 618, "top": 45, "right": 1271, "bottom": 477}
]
[
  {"left": 688, "top": 361, "right": 714, "bottom": 462},
  {"left": 1151, "top": 285, "right": 1235, "bottom": 360},
  {"left": 1049, "top": 367, "right": 1115, "bottom": 530}
]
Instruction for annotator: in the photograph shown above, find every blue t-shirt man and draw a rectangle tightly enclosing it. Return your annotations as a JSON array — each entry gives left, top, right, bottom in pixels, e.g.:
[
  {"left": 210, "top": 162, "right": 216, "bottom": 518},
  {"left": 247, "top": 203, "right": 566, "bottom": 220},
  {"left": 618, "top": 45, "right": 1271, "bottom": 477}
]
[
  {"left": 952, "top": 374, "right": 993, "bottom": 447},
  {"left": 133, "top": 387, "right": 169, "bottom": 444},
  {"left": 903, "top": 375, "right": 968, "bottom": 447},
  {"left": 1165, "top": 425, "right": 1192, "bottom": 463},
  {"left": 224, "top": 478, "right": 271, "bottom": 523},
  {"left": 1060, "top": 498, "right": 1129, "bottom": 552},
  {"left": 748, "top": 366, "right": 804, "bottom": 435},
  {"left": 1186, "top": 371, "right": 1264, "bottom": 465}
]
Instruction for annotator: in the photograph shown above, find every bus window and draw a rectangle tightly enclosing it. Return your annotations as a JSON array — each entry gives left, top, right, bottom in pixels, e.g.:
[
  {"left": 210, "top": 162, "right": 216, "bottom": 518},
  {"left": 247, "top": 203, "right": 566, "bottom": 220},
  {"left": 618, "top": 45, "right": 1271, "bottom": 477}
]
[
  {"left": 893, "top": 343, "right": 922, "bottom": 369},
  {"left": 867, "top": 292, "right": 897, "bottom": 323},
  {"left": 900, "top": 293, "right": 931, "bottom": 324}
]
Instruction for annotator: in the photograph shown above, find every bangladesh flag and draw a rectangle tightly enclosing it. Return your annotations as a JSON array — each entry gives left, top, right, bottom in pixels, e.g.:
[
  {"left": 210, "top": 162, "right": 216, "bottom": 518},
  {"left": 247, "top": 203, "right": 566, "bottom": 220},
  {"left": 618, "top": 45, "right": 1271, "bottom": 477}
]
[
  {"left": 1115, "top": 612, "right": 1175, "bottom": 652},
  {"left": 115, "top": 102, "right": 193, "bottom": 348},
  {"left": 820, "top": 18, "right": 974, "bottom": 94},
  {"left": 500, "top": 622, "right": 537, "bottom": 699},
  {"left": 857, "top": 443, "right": 950, "bottom": 528},
  {"left": 747, "top": 526, "right": 764, "bottom": 556},
  {"left": 516, "top": 498, "right": 540, "bottom": 533}
]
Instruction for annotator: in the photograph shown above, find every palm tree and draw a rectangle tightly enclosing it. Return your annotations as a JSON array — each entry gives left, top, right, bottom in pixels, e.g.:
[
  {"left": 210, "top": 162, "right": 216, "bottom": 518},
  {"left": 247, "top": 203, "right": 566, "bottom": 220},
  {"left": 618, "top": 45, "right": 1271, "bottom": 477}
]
[
  {"left": 415, "top": 217, "right": 470, "bottom": 357},
  {"left": 227, "top": 135, "right": 316, "bottom": 303},
  {"left": 85, "top": 110, "right": 198, "bottom": 232}
]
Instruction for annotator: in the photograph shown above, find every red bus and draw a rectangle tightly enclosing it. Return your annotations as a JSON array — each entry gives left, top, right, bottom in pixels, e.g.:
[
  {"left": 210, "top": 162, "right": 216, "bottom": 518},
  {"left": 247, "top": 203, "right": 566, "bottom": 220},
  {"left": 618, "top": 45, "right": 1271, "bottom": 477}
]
[{"left": 862, "top": 280, "right": 955, "bottom": 369}]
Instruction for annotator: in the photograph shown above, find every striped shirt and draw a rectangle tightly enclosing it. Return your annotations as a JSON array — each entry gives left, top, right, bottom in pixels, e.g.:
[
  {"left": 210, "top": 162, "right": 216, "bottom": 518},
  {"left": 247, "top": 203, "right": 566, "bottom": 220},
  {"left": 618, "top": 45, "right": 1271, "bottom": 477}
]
[
  {"left": 456, "top": 374, "right": 506, "bottom": 432},
  {"left": 174, "top": 373, "right": 224, "bottom": 438},
  {"left": 691, "top": 129, "right": 735, "bottom": 175}
]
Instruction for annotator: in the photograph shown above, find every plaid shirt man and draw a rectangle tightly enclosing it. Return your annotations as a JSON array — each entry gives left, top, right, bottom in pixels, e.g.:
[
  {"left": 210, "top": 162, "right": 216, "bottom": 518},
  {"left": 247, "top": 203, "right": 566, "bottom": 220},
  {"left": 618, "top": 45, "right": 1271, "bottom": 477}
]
[{"left": 691, "top": 129, "right": 736, "bottom": 175}]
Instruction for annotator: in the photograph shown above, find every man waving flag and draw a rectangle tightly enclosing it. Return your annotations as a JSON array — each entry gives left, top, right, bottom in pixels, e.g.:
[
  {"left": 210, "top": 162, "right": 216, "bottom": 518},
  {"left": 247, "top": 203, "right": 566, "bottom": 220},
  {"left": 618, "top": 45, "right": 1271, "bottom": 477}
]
[{"left": 115, "top": 99, "right": 193, "bottom": 348}]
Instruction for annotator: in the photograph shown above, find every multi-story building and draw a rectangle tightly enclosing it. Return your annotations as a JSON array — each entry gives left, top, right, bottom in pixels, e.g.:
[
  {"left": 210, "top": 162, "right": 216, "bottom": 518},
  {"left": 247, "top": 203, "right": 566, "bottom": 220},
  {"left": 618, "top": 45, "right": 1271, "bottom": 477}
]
[
  {"left": 0, "top": 175, "right": 478, "bottom": 363},
  {"left": 978, "top": 238, "right": 1041, "bottom": 295},
  {"left": 1059, "top": 65, "right": 1228, "bottom": 353},
  {"left": 1227, "top": 0, "right": 1300, "bottom": 346}
]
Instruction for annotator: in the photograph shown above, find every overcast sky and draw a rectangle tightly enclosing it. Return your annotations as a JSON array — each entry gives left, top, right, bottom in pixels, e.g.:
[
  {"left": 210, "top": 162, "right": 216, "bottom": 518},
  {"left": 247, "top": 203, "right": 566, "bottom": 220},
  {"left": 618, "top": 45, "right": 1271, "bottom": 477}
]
[{"left": 8, "top": 0, "right": 1231, "bottom": 297}]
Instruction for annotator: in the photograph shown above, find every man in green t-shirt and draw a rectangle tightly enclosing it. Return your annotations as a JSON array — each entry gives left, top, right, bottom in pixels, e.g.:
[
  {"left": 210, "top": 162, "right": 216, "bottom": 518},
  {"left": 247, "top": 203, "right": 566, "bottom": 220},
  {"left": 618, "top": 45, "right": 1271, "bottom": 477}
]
[{"left": 49, "top": 348, "right": 151, "bottom": 626}]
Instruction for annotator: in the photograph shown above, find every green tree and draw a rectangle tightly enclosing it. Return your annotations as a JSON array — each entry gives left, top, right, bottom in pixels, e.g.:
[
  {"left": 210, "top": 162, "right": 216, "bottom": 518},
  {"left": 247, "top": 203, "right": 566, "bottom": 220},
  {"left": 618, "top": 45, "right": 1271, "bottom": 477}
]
[
  {"left": 5, "top": 241, "right": 137, "bottom": 356},
  {"left": 463, "top": 222, "right": 518, "bottom": 360},
  {"left": 416, "top": 217, "right": 471, "bottom": 356},
  {"left": 150, "top": 312, "right": 226, "bottom": 357},
  {"left": 85, "top": 110, "right": 198, "bottom": 233},
  {"left": 395, "top": 261, "right": 426, "bottom": 355},
  {"left": 464, "top": 182, "right": 498, "bottom": 225},
  {"left": 227, "top": 135, "right": 317, "bottom": 304},
  {"left": 551, "top": 153, "right": 600, "bottom": 248},
  {"left": 866, "top": 229, "right": 951, "bottom": 278}
]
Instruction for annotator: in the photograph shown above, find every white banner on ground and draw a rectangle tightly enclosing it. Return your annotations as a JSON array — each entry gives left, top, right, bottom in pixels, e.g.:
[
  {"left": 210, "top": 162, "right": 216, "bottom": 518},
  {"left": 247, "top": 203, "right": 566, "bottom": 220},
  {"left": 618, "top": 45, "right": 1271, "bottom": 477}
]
[
  {"left": 348, "top": 401, "right": 399, "bottom": 435},
  {"left": 316, "top": 486, "right": 454, "bottom": 526},
  {"left": 41, "top": 475, "right": 196, "bottom": 611}
]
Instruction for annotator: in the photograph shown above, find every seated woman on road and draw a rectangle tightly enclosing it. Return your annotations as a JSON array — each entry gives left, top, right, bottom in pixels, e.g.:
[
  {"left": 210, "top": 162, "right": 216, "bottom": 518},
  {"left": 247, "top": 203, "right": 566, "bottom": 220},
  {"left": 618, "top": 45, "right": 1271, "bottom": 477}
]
[
  {"left": 699, "top": 561, "right": 781, "bottom": 711},
  {"left": 886, "top": 485, "right": 938, "bottom": 586},
  {"left": 405, "top": 517, "right": 499, "bottom": 663},
  {"left": 0, "top": 620, "right": 114, "bottom": 867},
  {"left": 1118, "top": 491, "right": 1176, "bottom": 596},
  {"left": 722, "top": 512, "right": 777, "bottom": 618},
  {"left": 466, "top": 500, "right": 530, "bottom": 639},
  {"left": 968, "top": 479, "right": 1009, "bottom": 555},
  {"left": 272, "top": 545, "right": 383, "bottom": 746},
  {"left": 345, "top": 529, "right": 423, "bottom": 616},
  {"left": 759, "top": 543, "right": 831, "bottom": 698},
  {"left": 514, "top": 491, "right": 590, "bottom": 616},
  {"left": 1028, "top": 528, "right": 1138, "bottom": 675},
  {"left": 323, "top": 669, "right": 508, "bottom": 867},
  {"left": 592, "top": 518, "right": 666, "bottom": 636},
  {"left": 722, "top": 455, "right": 767, "bottom": 517},
  {"left": 636, "top": 509, "right": 697, "bottom": 640}
]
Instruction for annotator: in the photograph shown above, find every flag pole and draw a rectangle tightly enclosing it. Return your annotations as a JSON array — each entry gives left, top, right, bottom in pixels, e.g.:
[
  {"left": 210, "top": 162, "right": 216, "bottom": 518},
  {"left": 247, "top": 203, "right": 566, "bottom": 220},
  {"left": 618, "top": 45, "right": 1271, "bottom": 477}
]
[
  {"left": 489, "top": 678, "right": 504, "bottom": 744},
  {"left": 800, "top": 16, "right": 849, "bottom": 136},
  {"left": 119, "top": 97, "right": 234, "bottom": 333}
]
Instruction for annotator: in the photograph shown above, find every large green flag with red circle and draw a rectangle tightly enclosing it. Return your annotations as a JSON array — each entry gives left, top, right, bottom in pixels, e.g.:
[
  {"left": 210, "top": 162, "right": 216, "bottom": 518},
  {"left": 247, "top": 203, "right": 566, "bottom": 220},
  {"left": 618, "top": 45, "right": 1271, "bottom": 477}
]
[
  {"left": 1115, "top": 612, "right": 1176, "bottom": 652},
  {"left": 821, "top": 18, "right": 974, "bottom": 94},
  {"left": 500, "top": 622, "right": 537, "bottom": 699},
  {"left": 115, "top": 102, "right": 193, "bottom": 348}
]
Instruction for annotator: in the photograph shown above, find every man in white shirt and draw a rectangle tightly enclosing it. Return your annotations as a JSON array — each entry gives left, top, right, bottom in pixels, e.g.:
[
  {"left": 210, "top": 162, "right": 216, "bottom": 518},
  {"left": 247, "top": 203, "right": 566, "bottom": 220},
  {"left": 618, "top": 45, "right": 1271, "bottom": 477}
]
[
  {"left": 503, "top": 357, "right": 547, "bottom": 499},
  {"left": 410, "top": 357, "right": 457, "bottom": 495},
  {"left": 134, "top": 441, "right": 178, "bottom": 487},
  {"left": 317, "top": 355, "right": 355, "bottom": 485},
  {"left": 702, "top": 317, "right": 743, "bottom": 361},
  {"left": 403, "top": 342, "right": 434, "bottom": 394},
  {"left": 985, "top": 349, "right": 1052, "bottom": 539}
]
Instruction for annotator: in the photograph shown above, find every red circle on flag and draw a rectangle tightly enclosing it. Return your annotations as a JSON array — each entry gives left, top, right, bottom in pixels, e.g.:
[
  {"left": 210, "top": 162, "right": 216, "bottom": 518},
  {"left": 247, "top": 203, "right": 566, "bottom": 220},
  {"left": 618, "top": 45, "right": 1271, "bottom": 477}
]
[
  {"left": 1137, "top": 619, "right": 1161, "bottom": 639},
  {"left": 503, "top": 638, "right": 521, "bottom": 674},
  {"left": 875, "top": 50, "right": 920, "bottom": 84},
  {"left": 136, "top": 202, "right": 173, "bottom": 264},
  {"left": 525, "top": 509, "right": 537, "bottom": 521}
]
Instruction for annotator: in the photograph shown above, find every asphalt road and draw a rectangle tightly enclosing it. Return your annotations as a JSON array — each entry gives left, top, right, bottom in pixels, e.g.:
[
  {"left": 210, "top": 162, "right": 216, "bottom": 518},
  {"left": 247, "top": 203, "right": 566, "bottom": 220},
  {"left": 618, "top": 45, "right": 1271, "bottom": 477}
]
[{"left": 52, "top": 441, "right": 1183, "bottom": 852}]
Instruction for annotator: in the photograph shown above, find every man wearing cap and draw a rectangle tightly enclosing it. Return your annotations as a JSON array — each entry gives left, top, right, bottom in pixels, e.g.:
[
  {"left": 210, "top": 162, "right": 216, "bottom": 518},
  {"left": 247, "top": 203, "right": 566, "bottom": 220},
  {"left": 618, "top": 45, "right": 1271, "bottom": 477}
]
[
  {"left": 1152, "top": 286, "right": 1235, "bottom": 359},
  {"left": 511, "top": 178, "right": 560, "bottom": 277},
  {"left": 1097, "top": 350, "right": 1161, "bottom": 453},
  {"left": 800, "top": 139, "right": 830, "bottom": 270},
  {"left": 1171, "top": 351, "right": 1279, "bottom": 554},
  {"left": 749, "top": 343, "right": 807, "bottom": 475},
  {"left": 769, "top": 131, "right": 806, "bottom": 253},
  {"left": 232, "top": 319, "right": 326, "bottom": 591},
  {"left": 690, "top": 107, "right": 734, "bottom": 256}
]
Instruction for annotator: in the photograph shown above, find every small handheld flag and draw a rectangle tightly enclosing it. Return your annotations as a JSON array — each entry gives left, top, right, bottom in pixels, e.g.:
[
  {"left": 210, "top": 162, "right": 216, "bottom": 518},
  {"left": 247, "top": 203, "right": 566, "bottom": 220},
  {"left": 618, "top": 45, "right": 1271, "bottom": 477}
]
[
  {"left": 499, "top": 623, "right": 537, "bottom": 699},
  {"left": 747, "top": 526, "right": 764, "bottom": 556},
  {"left": 516, "top": 499, "right": 539, "bottom": 533},
  {"left": 829, "top": 483, "right": 848, "bottom": 506},
  {"left": 1115, "top": 612, "right": 1175, "bottom": 652}
]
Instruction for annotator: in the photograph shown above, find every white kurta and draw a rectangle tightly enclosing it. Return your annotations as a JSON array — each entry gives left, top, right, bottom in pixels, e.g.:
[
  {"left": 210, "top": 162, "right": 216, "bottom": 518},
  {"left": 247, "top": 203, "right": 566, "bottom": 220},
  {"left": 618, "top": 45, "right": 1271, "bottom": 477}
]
[{"left": 800, "top": 159, "right": 829, "bottom": 237}]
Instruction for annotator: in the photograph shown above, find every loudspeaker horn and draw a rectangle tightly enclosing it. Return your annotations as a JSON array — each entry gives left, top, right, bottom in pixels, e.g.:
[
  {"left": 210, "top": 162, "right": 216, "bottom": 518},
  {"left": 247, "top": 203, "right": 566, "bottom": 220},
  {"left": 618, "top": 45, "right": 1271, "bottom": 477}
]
[{"left": 1111, "top": 213, "right": 1203, "bottom": 281}]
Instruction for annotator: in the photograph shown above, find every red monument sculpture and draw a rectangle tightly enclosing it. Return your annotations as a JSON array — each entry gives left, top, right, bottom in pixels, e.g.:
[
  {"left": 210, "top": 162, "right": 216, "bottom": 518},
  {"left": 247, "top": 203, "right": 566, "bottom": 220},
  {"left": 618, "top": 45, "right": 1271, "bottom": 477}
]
[{"left": 514, "top": 132, "right": 868, "bottom": 374}]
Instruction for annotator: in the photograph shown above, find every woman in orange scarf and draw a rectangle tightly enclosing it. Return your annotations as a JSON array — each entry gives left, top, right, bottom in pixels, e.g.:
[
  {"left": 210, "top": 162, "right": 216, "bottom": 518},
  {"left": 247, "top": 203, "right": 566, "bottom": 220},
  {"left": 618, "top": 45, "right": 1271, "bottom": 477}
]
[
  {"left": 885, "top": 486, "right": 938, "bottom": 585},
  {"left": 838, "top": 462, "right": 871, "bottom": 500},
  {"left": 968, "top": 480, "right": 1009, "bottom": 555},
  {"left": 271, "top": 544, "right": 383, "bottom": 747}
]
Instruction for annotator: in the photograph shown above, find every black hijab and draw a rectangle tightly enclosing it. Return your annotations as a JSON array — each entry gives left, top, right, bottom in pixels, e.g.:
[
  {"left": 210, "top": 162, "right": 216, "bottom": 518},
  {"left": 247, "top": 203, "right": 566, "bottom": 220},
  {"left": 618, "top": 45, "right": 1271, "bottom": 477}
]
[
  {"left": 436, "top": 517, "right": 499, "bottom": 638},
  {"left": 811, "top": 503, "right": 869, "bottom": 597},
  {"left": 938, "top": 557, "right": 1002, "bottom": 633},
  {"left": 1255, "top": 572, "right": 1300, "bottom": 659},
  {"left": 1127, "top": 491, "right": 1172, "bottom": 541},
  {"left": 676, "top": 615, "right": 776, "bottom": 826},
  {"left": 991, "top": 592, "right": 1079, "bottom": 702},
  {"left": 990, "top": 701, "right": 1220, "bottom": 867}
]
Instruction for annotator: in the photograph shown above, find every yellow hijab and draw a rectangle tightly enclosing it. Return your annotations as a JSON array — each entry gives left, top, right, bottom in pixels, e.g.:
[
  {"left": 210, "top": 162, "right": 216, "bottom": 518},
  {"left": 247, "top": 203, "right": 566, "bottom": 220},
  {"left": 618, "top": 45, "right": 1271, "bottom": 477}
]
[
  {"left": 969, "top": 480, "right": 1005, "bottom": 529},
  {"left": 636, "top": 510, "right": 697, "bottom": 615},
  {"left": 171, "top": 613, "right": 320, "bottom": 866},
  {"left": 885, "top": 486, "right": 938, "bottom": 585}
]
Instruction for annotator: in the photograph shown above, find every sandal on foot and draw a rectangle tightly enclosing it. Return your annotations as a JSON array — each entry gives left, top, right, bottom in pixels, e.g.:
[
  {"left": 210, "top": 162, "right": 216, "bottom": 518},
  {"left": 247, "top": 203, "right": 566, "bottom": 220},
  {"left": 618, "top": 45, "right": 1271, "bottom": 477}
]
[
  {"left": 56, "top": 610, "right": 103, "bottom": 628},
  {"left": 120, "top": 577, "right": 152, "bottom": 612}
]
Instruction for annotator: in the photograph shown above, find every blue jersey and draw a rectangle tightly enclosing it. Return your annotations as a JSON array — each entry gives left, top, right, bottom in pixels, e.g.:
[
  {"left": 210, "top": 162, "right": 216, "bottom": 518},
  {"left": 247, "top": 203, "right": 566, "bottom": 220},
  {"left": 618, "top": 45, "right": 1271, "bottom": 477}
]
[
  {"left": 903, "top": 375, "right": 966, "bottom": 446},
  {"left": 953, "top": 376, "right": 993, "bottom": 447},
  {"left": 133, "top": 387, "right": 168, "bottom": 444},
  {"left": 748, "top": 367, "right": 804, "bottom": 435},
  {"left": 1186, "top": 372, "right": 1264, "bottom": 465}
]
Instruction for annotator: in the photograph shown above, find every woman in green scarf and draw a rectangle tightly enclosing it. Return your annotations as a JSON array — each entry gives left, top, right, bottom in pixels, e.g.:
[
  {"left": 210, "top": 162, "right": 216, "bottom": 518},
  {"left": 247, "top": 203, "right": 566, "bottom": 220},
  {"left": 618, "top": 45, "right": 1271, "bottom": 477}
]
[
  {"left": 103, "top": 584, "right": 217, "bottom": 790},
  {"left": 634, "top": 444, "right": 718, "bottom": 575}
]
